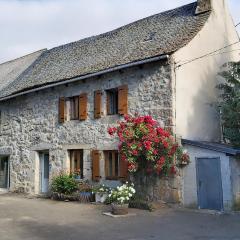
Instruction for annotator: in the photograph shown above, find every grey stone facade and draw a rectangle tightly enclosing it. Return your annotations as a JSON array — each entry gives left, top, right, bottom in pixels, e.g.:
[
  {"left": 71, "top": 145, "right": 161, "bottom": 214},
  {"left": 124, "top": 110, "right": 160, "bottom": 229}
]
[{"left": 0, "top": 61, "right": 174, "bottom": 195}]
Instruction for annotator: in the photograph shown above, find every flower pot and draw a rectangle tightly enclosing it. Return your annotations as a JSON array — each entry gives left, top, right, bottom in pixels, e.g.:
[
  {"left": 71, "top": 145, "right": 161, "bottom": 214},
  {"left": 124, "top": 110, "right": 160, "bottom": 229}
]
[
  {"left": 111, "top": 203, "right": 129, "bottom": 215},
  {"left": 95, "top": 193, "right": 108, "bottom": 203}
]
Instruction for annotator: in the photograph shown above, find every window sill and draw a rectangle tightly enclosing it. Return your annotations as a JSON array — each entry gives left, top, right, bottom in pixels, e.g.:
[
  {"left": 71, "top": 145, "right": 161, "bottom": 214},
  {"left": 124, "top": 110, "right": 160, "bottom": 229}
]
[{"left": 106, "top": 176, "right": 120, "bottom": 181}]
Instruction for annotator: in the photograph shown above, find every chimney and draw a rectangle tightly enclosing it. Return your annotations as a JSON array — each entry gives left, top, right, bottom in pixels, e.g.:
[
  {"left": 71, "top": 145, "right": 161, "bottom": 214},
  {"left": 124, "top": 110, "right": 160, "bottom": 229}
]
[{"left": 195, "top": 0, "right": 212, "bottom": 15}]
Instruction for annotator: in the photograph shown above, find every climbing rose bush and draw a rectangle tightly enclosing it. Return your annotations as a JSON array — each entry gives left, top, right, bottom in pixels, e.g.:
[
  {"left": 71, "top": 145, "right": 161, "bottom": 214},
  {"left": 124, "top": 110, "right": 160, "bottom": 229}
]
[{"left": 108, "top": 115, "right": 189, "bottom": 176}]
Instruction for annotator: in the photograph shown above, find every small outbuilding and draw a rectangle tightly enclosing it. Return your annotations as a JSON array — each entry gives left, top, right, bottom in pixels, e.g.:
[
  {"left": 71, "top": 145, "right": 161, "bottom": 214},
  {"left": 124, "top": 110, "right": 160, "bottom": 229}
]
[{"left": 182, "top": 139, "right": 240, "bottom": 211}]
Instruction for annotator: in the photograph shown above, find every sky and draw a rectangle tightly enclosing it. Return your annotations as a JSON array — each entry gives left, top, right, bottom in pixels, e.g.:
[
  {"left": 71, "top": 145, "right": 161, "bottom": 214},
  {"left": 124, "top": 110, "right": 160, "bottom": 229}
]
[{"left": 0, "top": 0, "right": 239, "bottom": 64}]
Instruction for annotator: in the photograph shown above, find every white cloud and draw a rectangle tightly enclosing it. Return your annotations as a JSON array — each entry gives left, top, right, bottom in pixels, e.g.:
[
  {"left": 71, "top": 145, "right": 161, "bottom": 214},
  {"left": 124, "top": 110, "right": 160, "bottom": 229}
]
[{"left": 0, "top": 0, "right": 239, "bottom": 63}]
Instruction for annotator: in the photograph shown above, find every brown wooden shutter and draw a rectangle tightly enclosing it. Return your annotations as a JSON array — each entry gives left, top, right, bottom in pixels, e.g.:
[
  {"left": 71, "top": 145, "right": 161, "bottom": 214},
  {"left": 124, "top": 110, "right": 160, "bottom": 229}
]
[
  {"left": 94, "top": 90, "right": 102, "bottom": 119},
  {"left": 79, "top": 93, "right": 87, "bottom": 121},
  {"left": 59, "top": 97, "right": 65, "bottom": 123},
  {"left": 119, "top": 155, "right": 128, "bottom": 180},
  {"left": 118, "top": 85, "right": 128, "bottom": 115},
  {"left": 92, "top": 150, "right": 101, "bottom": 182}
]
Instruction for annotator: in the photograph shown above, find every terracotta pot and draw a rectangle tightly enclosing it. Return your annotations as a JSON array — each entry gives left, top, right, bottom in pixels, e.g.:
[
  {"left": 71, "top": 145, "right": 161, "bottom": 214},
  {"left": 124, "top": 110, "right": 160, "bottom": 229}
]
[{"left": 111, "top": 203, "right": 129, "bottom": 215}]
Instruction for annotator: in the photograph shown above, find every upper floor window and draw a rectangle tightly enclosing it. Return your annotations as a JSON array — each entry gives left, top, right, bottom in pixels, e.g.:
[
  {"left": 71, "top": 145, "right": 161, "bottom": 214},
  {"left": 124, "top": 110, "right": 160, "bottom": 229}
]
[
  {"left": 59, "top": 93, "right": 87, "bottom": 123},
  {"left": 66, "top": 96, "right": 79, "bottom": 120},
  {"left": 106, "top": 88, "right": 118, "bottom": 115}
]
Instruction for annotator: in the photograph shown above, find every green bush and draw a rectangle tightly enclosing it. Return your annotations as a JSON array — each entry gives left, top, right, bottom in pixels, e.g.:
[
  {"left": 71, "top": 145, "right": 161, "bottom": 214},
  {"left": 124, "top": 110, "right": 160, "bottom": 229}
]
[{"left": 51, "top": 172, "right": 78, "bottom": 195}]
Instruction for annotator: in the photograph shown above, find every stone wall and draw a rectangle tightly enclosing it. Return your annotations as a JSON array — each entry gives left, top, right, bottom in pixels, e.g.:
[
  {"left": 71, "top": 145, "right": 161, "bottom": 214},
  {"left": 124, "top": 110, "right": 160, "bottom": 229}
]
[{"left": 0, "top": 61, "right": 174, "bottom": 194}]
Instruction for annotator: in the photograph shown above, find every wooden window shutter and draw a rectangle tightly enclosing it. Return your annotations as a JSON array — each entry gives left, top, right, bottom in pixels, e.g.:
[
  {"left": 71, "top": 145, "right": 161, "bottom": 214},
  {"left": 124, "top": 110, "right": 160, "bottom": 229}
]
[
  {"left": 79, "top": 93, "right": 87, "bottom": 121},
  {"left": 59, "top": 97, "right": 65, "bottom": 123},
  {"left": 92, "top": 150, "right": 101, "bottom": 182},
  {"left": 94, "top": 90, "right": 102, "bottom": 119},
  {"left": 118, "top": 85, "right": 128, "bottom": 115},
  {"left": 119, "top": 156, "right": 128, "bottom": 180}
]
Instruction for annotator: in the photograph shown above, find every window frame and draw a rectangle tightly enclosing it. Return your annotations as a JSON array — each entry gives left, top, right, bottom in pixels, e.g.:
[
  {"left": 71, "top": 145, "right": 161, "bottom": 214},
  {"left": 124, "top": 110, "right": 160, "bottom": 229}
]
[
  {"left": 106, "top": 88, "right": 119, "bottom": 116},
  {"left": 104, "top": 150, "right": 120, "bottom": 180},
  {"left": 65, "top": 96, "right": 79, "bottom": 121},
  {"left": 69, "top": 149, "right": 84, "bottom": 179}
]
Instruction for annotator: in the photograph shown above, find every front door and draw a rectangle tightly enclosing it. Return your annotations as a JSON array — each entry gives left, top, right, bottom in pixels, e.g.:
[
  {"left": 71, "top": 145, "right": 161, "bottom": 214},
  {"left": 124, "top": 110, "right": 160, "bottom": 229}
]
[
  {"left": 0, "top": 157, "right": 9, "bottom": 190},
  {"left": 196, "top": 157, "right": 223, "bottom": 211},
  {"left": 40, "top": 153, "right": 49, "bottom": 193}
]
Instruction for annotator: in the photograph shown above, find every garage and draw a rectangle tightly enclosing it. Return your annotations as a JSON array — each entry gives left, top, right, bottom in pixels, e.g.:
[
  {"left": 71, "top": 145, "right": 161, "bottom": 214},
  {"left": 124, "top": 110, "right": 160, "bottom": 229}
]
[{"left": 182, "top": 139, "right": 240, "bottom": 211}]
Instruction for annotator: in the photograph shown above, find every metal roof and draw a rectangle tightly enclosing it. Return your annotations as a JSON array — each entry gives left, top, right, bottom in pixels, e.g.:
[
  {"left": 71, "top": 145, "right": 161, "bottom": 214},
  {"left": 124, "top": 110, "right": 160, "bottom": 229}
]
[{"left": 182, "top": 139, "right": 240, "bottom": 156}]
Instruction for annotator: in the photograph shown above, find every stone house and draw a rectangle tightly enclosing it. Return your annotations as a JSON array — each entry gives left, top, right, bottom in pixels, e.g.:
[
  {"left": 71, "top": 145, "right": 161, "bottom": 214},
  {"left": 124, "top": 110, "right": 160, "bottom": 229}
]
[{"left": 0, "top": 0, "right": 239, "bottom": 209}]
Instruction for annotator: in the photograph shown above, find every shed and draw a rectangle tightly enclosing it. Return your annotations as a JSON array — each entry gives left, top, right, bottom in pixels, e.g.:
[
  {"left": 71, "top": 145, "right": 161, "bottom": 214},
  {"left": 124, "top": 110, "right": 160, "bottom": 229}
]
[{"left": 182, "top": 139, "right": 240, "bottom": 211}]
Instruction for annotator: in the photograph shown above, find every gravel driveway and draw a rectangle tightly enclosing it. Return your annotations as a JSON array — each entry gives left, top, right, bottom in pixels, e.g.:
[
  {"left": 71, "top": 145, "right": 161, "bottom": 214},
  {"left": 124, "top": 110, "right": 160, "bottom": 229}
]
[{"left": 0, "top": 193, "right": 240, "bottom": 240}]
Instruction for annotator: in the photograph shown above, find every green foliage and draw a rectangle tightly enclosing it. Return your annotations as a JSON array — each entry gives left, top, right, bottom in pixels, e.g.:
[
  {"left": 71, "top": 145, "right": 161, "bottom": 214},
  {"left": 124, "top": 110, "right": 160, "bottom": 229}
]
[
  {"left": 218, "top": 62, "right": 240, "bottom": 147},
  {"left": 51, "top": 172, "right": 78, "bottom": 195},
  {"left": 108, "top": 183, "right": 136, "bottom": 204},
  {"left": 92, "top": 184, "right": 111, "bottom": 194},
  {"left": 108, "top": 115, "right": 190, "bottom": 177}
]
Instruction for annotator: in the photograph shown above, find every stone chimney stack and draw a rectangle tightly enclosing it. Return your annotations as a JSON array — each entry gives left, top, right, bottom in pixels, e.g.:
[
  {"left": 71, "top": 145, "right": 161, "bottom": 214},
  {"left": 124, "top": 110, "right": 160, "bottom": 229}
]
[{"left": 195, "top": 0, "right": 212, "bottom": 14}]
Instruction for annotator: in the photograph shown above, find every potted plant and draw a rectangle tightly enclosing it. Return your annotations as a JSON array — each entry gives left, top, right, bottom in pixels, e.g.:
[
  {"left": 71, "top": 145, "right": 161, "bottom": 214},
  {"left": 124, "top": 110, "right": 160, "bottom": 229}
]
[
  {"left": 51, "top": 171, "right": 79, "bottom": 200},
  {"left": 78, "top": 181, "right": 94, "bottom": 202},
  {"left": 108, "top": 182, "right": 136, "bottom": 215},
  {"left": 93, "top": 184, "right": 111, "bottom": 203},
  {"left": 73, "top": 169, "right": 81, "bottom": 180}
]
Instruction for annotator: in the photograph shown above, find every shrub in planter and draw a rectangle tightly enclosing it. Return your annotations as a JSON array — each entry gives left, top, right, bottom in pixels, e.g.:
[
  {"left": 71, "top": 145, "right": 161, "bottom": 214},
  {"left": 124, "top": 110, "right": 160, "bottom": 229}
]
[
  {"left": 107, "top": 183, "right": 136, "bottom": 215},
  {"left": 92, "top": 184, "right": 111, "bottom": 203},
  {"left": 51, "top": 172, "right": 78, "bottom": 195}
]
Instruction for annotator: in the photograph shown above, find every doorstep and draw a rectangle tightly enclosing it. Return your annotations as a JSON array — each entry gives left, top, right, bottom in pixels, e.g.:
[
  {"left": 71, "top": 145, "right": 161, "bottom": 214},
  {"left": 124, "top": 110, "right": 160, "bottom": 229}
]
[{"left": 0, "top": 189, "right": 9, "bottom": 194}]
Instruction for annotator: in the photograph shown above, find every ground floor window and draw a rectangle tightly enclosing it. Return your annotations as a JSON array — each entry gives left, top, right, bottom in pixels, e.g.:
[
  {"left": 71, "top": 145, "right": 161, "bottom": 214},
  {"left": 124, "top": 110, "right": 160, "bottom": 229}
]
[
  {"left": 104, "top": 151, "right": 120, "bottom": 180},
  {"left": 69, "top": 150, "right": 83, "bottom": 179},
  {"left": 0, "top": 156, "right": 9, "bottom": 189}
]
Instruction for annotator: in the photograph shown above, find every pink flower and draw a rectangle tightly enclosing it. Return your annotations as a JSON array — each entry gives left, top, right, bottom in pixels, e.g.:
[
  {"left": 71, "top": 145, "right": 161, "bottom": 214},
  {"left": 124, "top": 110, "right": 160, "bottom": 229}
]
[
  {"left": 144, "top": 116, "right": 157, "bottom": 125},
  {"left": 132, "top": 150, "right": 138, "bottom": 156},
  {"left": 108, "top": 127, "right": 117, "bottom": 136},
  {"left": 157, "top": 156, "right": 165, "bottom": 165},
  {"left": 128, "top": 163, "right": 137, "bottom": 172},
  {"left": 163, "top": 141, "right": 169, "bottom": 149},
  {"left": 171, "top": 166, "right": 177, "bottom": 174},
  {"left": 157, "top": 127, "right": 170, "bottom": 137},
  {"left": 144, "top": 141, "right": 152, "bottom": 150}
]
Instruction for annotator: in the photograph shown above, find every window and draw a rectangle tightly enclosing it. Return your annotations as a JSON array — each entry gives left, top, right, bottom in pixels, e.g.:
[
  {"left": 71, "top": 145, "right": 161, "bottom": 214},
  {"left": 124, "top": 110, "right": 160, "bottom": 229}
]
[
  {"left": 66, "top": 96, "right": 79, "bottom": 120},
  {"left": 69, "top": 150, "right": 83, "bottom": 179},
  {"left": 106, "top": 88, "right": 118, "bottom": 115},
  {"left": 59, "top": 94, "right": 87, "bottom": 123},
  {"left": 104, "top": 151, "right": 119, "bottom": 180}
]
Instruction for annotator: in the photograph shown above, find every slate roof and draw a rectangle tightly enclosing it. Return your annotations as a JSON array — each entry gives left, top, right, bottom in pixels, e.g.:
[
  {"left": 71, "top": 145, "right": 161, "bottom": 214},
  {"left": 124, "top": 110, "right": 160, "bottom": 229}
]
[
  {"left": 0, "top": 1, "right": 210, "bottom": 99},
  {"left": 182, "top": 139, "right": 240, "bottom": 156},
  {"left": 0, "top": 50, "right": 45, "bottom": 92}
]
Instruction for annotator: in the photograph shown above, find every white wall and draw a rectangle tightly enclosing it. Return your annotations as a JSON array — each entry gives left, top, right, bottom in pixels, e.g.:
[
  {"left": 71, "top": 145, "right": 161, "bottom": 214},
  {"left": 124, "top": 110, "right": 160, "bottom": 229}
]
[
  {"left": 173, "top": 0, "right": 240, "bottom": 141},
  {"left": 183, "top": 145, "right": 232, "bottom": 211},
  {"left": 230, "top": 156, "right": 240, "bottom": 205}
]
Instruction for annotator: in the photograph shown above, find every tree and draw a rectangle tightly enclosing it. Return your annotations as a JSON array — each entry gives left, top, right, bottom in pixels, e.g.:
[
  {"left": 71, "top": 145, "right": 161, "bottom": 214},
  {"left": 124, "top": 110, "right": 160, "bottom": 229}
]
[{"left": 218, "top": 62, "right": 240, "bottom": 147}]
